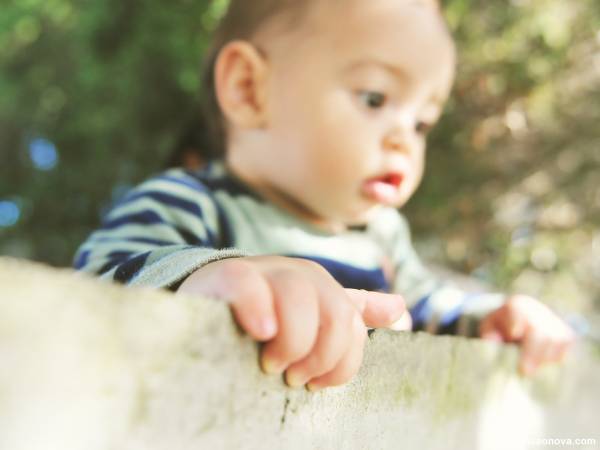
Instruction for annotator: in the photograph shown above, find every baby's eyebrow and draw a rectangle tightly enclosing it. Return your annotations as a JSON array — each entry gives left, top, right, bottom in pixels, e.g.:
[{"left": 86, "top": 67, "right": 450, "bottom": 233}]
[{"left": 343, "top": 59, "right": 410, "bottom": 82}]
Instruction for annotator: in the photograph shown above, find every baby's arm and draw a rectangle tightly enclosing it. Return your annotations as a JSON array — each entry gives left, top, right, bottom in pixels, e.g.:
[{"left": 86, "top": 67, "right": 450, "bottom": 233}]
[
  {"left": 384, "top": 210, "right": 574, "bottom": 375},
  {"left": 74, "top": 171, "right": 247, "bottom": 287},
  {"left": 75, "top": 171, "right": 407, "bottom": 389}
]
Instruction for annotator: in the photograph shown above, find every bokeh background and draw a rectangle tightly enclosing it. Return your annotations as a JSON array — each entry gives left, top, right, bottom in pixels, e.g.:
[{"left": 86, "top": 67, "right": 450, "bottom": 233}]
[{"left": 1, "top": 0, "right": 599, "bottom": 319}]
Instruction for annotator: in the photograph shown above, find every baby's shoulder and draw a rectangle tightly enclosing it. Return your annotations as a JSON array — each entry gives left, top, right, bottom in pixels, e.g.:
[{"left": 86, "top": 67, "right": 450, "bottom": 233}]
[
  {"left": 126, "top": 162, "right": 231, "bottom": 201},
  {"left": 105, "top": 165, "right": 225, "bottom": 224}
]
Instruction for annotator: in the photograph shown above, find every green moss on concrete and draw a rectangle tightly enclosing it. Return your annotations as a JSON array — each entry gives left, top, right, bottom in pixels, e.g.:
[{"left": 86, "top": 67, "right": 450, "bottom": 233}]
[
  {"left": 394, "top": 380, "right": 420, "bottom": 406},
  {"left": 430, "top": 344, "right": 479, "bottom": 422}
]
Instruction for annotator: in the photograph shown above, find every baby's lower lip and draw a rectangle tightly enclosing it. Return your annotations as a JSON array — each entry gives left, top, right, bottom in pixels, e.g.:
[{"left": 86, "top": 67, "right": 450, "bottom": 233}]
[{"left": 362, "top": 178, "right": 403, "bottom": 205}]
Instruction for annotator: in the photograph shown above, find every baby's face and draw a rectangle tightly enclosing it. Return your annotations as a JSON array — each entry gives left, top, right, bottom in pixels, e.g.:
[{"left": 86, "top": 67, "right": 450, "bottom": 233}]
[{"left": 232, "top": 0, "right": 455, "bottom": 229}]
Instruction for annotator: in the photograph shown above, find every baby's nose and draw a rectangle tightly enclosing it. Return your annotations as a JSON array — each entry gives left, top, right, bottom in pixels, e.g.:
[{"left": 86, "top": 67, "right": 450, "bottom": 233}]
[
  {"left": 383, "top": 132, "right": 408, "bottom": 153},
  {"left": 383, "top": 113, "right": 417, "bottom": 153},
  {"left": 383, "top": 129, "right": 413, "bottom": 155}
]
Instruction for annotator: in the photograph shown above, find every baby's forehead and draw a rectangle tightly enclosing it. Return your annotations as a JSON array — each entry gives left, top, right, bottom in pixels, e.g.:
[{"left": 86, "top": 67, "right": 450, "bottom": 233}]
[
  {"left": 261, "top": 0, "right": 454, "bottom": 97},
  {"left": 305, "top": 0, "right": 441, "bottom": 21},
  {"left": 249, "top": 0, "right": 454, "bottom": 91},
  {"left": 273, "top": 0, "right": 451, "bottom": 57},
  {"left": 299, "top": 0, "right": 445, "bottom": 46},
  {"left": 260, "top": 0, "right": 442, "bottom": 38}
]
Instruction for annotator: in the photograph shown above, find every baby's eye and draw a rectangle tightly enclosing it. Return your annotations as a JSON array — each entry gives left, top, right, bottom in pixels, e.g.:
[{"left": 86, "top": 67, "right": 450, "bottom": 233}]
[
  {"left": 415, "top": 121, "right": 433, "bottom": 135},
  {"left": 358, "top": 91, "right": 387, "bottom": 109}
]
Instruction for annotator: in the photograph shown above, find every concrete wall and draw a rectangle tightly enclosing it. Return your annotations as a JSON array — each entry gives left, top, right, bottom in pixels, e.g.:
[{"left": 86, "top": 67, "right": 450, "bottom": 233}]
[{"left": 0, "top": 257, "right": 598, "bottom": 450}]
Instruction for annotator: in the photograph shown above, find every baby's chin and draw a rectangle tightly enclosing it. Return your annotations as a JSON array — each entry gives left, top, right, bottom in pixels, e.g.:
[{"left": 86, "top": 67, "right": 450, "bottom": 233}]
[
  {"left": 334, "top": 203, "right": 394, "bottom": 230},
  {"left": 306, "top": 195, "right": 409, "bottom": 232}
]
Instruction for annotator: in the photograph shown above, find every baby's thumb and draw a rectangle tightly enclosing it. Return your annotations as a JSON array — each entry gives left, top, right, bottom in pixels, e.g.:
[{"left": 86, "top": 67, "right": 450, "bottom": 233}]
[
  {"left": 345, "top": 289, "right": 406, "bottom": 328},
  {"left": 479, "top": 316, "right": 504, "bottom": 342}
]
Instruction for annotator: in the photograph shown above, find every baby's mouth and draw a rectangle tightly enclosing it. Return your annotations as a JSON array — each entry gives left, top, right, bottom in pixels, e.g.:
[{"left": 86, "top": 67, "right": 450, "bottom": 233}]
[
  {"left": 380, "top": 173, "right": 403, "bottom": 188},
  {"left": 362, "top": 173, "right": 405, "bottom": 205}
]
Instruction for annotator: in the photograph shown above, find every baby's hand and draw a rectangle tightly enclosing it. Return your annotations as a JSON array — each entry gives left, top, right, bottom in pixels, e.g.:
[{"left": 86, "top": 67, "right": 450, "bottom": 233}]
[
  {"left": 479, "top": 295, "right": 575, "bottom": 376},
  {"left": 177, "top": 256, "right": 408, "bottom": 390}
]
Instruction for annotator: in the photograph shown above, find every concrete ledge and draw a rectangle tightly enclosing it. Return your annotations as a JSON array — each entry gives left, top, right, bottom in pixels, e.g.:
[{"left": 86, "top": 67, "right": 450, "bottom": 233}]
[{"left": 0, "top": 257, "right": 598, "bottom": 450}]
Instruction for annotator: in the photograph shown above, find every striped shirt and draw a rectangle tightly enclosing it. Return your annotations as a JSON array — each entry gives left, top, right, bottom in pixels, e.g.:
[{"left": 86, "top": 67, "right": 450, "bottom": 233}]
[{"left": 74, "top": 161, "right": 503, "bottom": 335}]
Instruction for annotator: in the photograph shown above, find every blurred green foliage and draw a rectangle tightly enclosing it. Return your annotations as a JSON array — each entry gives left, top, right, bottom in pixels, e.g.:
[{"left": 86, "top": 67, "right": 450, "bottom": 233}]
[
  {"left": 0, "top": 0, "right": 221, "bottom": 262},
  {"left": 1, "top": 0, "right": 599, "bottom": 312},
  {"left": 409, "top": 0, "right": 600, "bottom": 313}
]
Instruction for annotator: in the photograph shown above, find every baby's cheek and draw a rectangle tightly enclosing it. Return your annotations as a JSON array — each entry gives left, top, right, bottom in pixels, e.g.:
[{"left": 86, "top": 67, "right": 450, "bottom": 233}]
[
  {"left": 315, "top": 109, "right": 374, "bottom": 173},
  {"left": 308, "top": 147, "right": 355, "bottom": 190},
  {"left": 405, "top": 153, "right": 426, "bottom": 193}
]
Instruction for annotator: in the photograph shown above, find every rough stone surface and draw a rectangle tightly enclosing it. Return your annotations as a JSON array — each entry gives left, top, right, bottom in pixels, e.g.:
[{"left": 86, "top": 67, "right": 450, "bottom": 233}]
[{"left": 0, "top": 257, "right": 598, "bottom": 450}]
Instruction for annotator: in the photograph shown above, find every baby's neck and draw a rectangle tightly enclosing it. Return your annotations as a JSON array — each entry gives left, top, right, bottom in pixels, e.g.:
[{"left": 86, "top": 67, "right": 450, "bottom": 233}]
[{"left": 223, "top": 160, "right": 349, "bottom": 235}]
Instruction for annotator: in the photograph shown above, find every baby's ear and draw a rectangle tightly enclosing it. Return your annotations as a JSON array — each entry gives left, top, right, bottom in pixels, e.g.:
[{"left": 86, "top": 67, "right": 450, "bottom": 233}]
[{"left": 214, "top": 41, "right": 269, "bottom": 129}]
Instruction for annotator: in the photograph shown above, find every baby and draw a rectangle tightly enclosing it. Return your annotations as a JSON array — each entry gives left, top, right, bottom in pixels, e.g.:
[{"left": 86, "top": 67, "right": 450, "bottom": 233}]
[{"left": 75, "top": 0, "right": 574, "bottom": 391}]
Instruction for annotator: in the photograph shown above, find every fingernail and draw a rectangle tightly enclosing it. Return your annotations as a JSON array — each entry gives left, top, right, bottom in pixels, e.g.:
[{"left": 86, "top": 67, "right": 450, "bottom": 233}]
[
  {"left": 285, "top": 371, "right": 307, "bottom": 388},
  {"left": 261, "top": 356, "right": 285, "bottom": 375},
  {"left": 306, "top": 382, "right": 322, "bottom": 392},
  {"left": 510, "top": 323, "right": 521, "bottom": 338},
  {"left": 482, "top": 332, "right": 502, "bottom": 343},
  {"left": 258, "top": 317, "right": 277, "bottom": 339}
]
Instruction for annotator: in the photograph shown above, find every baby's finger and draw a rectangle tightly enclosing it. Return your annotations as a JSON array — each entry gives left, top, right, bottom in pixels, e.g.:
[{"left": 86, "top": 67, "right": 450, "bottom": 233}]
[
  {"left": 519, "top": 331, "right": 546, "bottom": 376},
  {"left": 260, "top": 272, "right": 320, "bottom": 375},
  {"left": 389, "top": 309, "right": 413, "bottom": 331},
  {"left": 484, "top": 301, "right": 528, "bottom": 343},
  {"left": 543, "top": 340, "right": 564, "bottom": 364},
  {"left": 555, "top": 340, "right": 572, "bottom": 364},
  {"left": 479, "top": 314, "right": 504, "bottom": 342},
  {"left": 544, "top": 332, "right": 574, "bottom": 364},
  {"left": 504, "top": 302, "right": 529, "bottom": 342},
  {"left": 306, "top": 314, "right": 367, "bottom": 391},
  {"left": 179, "top": 259, "right": 278, "bottom": 342},
  {"left": 345, "top": 289, "right": 406, "bottom": 328},
  {"left": 285, "top": 296, "right": 356, "bottom": 387}
]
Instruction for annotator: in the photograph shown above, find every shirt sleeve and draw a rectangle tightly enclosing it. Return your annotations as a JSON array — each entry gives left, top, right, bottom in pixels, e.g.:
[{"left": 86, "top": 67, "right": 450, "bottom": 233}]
[
  {"left": 73, "top": 170, "right": 247, "bottom": 289},
  {"left": 379, "top": 209, "right": 505, "bottom": 337}
]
